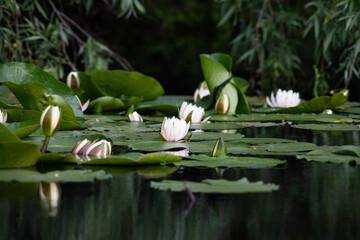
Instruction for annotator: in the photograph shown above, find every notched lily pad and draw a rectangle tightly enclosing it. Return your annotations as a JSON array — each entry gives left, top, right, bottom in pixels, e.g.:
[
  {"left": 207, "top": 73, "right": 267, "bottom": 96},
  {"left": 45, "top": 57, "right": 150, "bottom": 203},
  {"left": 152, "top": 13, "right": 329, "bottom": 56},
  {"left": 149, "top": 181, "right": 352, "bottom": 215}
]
[{"left": 151, "top": 178, "right": 279, "bottom": 193}]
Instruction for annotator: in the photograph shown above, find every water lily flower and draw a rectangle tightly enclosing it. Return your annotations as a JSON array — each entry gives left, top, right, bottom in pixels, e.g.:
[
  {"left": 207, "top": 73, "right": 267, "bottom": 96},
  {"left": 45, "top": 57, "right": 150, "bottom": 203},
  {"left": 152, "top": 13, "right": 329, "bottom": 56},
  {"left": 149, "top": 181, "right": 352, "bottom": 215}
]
[
  {"left": 266, "top": 89, "right": 301, "bottom": 108},
  {"left": 128, "top": 111, "right": 143, "bottom": 122},
  {"left": 66, "top": 71, "right": 80, "bottom": 90},
  {"left": 83, "top": 139, "right": 112, "bottom": 158},
  {"left": 0, "top": 109, "right": 7, "bottom": 123},
  {"left": 72, "top": 139, "right": 92, "bottom": 155},
  {"left": 194, "top": 81, "right": 210, "bottom": 102},
  {"left": 75, "top": 95, "right": 90, "bottom": 112},
  {"left": 159, "top": 116, "right": 190, "bottom": 142},
  {"left": 179, "top": 101, "right": 206, "bottom": 123},
  {"left": 215, "top": 94, "right": 230, "bottom": 114},
  {"left": 41, "top": 105, "right": 62, "bottom": 138}
]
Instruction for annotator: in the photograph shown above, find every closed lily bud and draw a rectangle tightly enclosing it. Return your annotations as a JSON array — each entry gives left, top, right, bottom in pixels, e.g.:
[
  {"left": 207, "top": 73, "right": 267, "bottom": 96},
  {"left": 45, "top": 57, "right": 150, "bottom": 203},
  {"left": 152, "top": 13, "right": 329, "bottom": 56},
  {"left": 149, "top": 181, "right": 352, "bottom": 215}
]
[
  {"left": 0, "top": 109, "right": 7, "bottom": 123},
  {"left": 215, "top": 94, "right": 230, "bottom": 114},
  {"left": 66, "top": 71, "right": 80, "bottom": 90},
  {"left": 83, "top": 140, "right": 112, "bottom": 158},
  {"left": 128, "top": 111, "right": 143, "bottom": 122},
  {"left": 212, "top": 137, "right": 227, "bottom": 157},
  {"left": 40, "top": 105, "right": 62, "bottom": 137},
  {"left": 72, "top": 139, "right": 92, "bottom": 155}
]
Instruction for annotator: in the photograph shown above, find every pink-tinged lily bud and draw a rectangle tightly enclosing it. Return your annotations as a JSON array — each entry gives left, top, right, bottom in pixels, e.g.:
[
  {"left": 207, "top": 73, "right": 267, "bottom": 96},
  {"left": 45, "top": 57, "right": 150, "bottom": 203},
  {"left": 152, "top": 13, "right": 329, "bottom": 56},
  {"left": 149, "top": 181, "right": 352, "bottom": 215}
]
[
  {"left": 215, "top": 94, "right": 230, "bottom": 114},
  {"left": 128, "top": 111, "right": 143, "bottom": 122},
  {"left": 40, "top": 105, "right": 62, "bottom": 137},
  {"left": 83, "top": 140, "right": 112, "bottom": 158},
  {"left": 75, "top": 96, "right": 90, "bottom": 112},
  {"left": 159, "top": 116, "right": 190, "bottom": 142},
  {"left": 0, "top": 109, "right": 7, "bottom": 123},
  {"left": 72, "top": 139, "right": 92, "bottom": 155},
  {"left": 66, "top": 71, "right": 80, "bottom": 90}
]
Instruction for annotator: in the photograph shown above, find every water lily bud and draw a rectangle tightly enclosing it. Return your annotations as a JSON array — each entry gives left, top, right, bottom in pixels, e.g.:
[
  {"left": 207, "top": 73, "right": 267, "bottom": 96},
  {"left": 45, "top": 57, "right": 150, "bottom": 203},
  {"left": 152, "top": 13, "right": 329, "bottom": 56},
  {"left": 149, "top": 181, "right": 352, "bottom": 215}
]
[
  {"left": 66, "top": 71, "right": 80, "bottom": 90},
  {"left": 72, "top": 139, "right": 92, "bottom": 155},
  {"left": 83, "top": 140, "right": 112, "bottom": 158},
  {"left": 128, "top": 111, "right": 143, "bottom": 122},
  {"left": 179, "top": 101, "right": 205, "bottom": 123},
  {"left": 0, "top": 109, "right": 7, "bottom": 123},
  {"left": 159, "top": 116, "right": 190, "bottom": 142},
  {"left": 215, "top": 94, "right": 230, "bottom": 114},
  {"left": 40, "top": 105, "right": 62, "bottom": 137},
  {"left": 212, "top": 137, "right": 227, "bottom": 157}
]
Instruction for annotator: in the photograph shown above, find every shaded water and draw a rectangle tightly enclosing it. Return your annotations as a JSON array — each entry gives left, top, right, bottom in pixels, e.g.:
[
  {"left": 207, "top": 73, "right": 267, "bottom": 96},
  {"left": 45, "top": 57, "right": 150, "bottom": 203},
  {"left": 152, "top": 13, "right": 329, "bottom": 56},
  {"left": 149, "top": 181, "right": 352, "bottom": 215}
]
[{"left": 1, "top": 127, "right": 360, "bottom": 240}]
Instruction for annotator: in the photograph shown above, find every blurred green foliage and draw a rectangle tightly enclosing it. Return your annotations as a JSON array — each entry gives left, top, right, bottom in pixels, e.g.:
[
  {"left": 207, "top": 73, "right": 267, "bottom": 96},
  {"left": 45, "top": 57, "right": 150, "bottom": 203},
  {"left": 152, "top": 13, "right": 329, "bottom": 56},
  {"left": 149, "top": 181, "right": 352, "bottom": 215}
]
[{"left": 0, "top": 0, "right": 360, "bottom": 98}]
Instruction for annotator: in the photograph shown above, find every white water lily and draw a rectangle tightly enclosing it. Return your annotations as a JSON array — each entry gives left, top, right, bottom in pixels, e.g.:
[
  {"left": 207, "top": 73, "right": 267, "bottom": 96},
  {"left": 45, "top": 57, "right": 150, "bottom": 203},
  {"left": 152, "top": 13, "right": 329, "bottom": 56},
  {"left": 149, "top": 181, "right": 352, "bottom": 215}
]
[
  {"left": 83, "top": 139, "right": 112, "bottom": 158},
  {"left": 179, "top": 101, "right": 206, "bottom": 123},
  {"left": 193, "top": 81, "right": 210, "bottom": 102},
  {"left": 266, "top": 89, "right": 301, "bottom": 108},
  {"left": 0, "top": 109, "right": 7, "bottom": 123},
  {"left": 75, "top": 95, "right": 90, "bottom": 112},
  {"left": 40, "top": 105, "right": 62, "bottom": 137},
  {"left": 128, "top": 111, "right": 143, "bottom": 122},
  {"left": 215, "top": 94, "right": 230, "bottom": 114},
  {"left": 66, "top": 71, "right": 80, "bottom": 90},
  {"left": 160, "top": 116, "right": 190, "bottom": 142},
  {"left": 72, "top": 139, "right": 92, "bottom": 155}
]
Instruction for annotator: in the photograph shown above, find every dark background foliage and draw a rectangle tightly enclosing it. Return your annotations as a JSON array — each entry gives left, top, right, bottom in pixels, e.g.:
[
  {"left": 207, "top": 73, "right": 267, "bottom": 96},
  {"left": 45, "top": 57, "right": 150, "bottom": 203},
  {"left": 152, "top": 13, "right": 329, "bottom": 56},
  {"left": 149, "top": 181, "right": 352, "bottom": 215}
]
[{"left": 1, "top": 0, "right": 360, "bottom": 99}]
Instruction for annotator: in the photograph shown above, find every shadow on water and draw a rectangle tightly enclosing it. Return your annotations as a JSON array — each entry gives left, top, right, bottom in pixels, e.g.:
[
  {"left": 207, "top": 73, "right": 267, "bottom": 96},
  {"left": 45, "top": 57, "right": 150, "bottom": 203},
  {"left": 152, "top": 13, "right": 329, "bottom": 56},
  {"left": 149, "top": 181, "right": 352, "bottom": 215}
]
[{"left": 1, "top": 126, "right": 360, "bottom": 240}]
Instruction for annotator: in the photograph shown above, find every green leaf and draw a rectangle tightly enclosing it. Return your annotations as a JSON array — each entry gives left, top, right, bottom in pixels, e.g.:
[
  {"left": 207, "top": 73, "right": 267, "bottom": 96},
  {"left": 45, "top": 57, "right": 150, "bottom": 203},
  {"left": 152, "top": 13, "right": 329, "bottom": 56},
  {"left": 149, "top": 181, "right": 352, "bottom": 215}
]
[
  {"left": 0, "top": 123, "right": 22, "bottom": 142},
  {"left": 0, "top": 142, "right": 40, "bottom": 168},
  {"left": 4, "top": 119, "right": 40, "bottom": 138},
  {"left": 83, "top": 70, "right": 165, "bottom": 101},
  {"left": 0, "top": 169, "right": 112, "bottom": 182},
  {"left": 151, "top": 178, "right": 279, "bottom": 194},
  {"left": 89, "top": 96, "right": 125, "bottom": 112},
  {"left": 333, "top": 145, "right": 360, "bottom": 157},
  {"left": 293, "top": 124, "right": 360, "bottom": 131},
  {"left": 0, "top": 62, "right": 83, "bottom": 117},
  {"left": 266, "top": 142, "right": 318, "bottom": 152}
]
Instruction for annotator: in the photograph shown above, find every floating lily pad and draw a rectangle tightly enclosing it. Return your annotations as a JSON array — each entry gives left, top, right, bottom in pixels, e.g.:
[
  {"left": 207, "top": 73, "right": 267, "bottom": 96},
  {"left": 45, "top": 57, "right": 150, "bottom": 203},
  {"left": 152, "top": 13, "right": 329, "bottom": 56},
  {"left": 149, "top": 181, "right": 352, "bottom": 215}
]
[
  {"left": 176, "top": 154, "right": 285, "bottom": 168},
  {"left": 266, "top": 142, "right": 318, "bottom": 152},
  {"left": 297, "top": 153, "right": 360, "bottom": 165},
  {"left": 293, "top": 123, "right": 360, "bottom": 131},
  {"left": 5, "top": 119, "right": 40, "bottom": 138},
  {"left": 151, "top": 178, "right": 279, "bottom": 193},
  {"left": 0, "top": 169, "right": 111, "bottom": 182},
  {"left": 333, "top": 145, "right": 360, "bottom": 157}
]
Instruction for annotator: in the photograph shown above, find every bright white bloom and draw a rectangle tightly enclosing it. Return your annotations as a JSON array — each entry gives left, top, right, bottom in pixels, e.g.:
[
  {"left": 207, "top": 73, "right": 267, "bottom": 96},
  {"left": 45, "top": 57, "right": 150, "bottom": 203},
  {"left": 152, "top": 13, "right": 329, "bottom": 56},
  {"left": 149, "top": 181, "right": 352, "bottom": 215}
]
[
  {"left": 75, "top": 95, "right": 90, "bottom": 112},
  {"left": 128, "top": 111, "right": 143, "bottom": 122},
  {"left": 215, "top": 94, "right": 230, "bottom": 114},
  {"left": 194, "top": 81, "right": 210, "bottom": 102},
  {"left": 83, "top": 139, "right": 112, "bottom": 158},
  {"left": 72, "top": 139, "right": 92, "bottom": 155},
  {"left": 40, "top": 105, "right": 62, "bottom": 137},
  {"left": 0, "top": 110, "right": 7, "bottom": 123},
  {"left": 66, "top": 71, "right": 80, "bottom": 90},
  {"left": 266, "top": 89, "right": 301, "bottom": 108},
  {"left": 160, "top": 117, "right": 190, "bottom": 142},
  {"left": 179, "top": 101, "right": 206, "bottom": 123}
]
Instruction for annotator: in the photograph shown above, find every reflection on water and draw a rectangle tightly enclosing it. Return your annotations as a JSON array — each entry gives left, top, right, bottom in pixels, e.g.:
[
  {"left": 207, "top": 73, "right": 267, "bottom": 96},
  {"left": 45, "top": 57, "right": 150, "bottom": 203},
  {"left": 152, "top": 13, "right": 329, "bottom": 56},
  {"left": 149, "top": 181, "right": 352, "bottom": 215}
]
[{"left": 0, "top": 127, "right": 360, "bottom": 239}]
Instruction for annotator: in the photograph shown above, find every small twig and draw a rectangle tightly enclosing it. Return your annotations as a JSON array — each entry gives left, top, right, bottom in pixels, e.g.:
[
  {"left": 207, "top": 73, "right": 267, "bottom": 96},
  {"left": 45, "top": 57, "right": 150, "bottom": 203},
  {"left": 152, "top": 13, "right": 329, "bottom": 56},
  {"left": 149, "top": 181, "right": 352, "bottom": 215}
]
[{"left": 182, "top": 181, "right": 196, "bottom": 218}]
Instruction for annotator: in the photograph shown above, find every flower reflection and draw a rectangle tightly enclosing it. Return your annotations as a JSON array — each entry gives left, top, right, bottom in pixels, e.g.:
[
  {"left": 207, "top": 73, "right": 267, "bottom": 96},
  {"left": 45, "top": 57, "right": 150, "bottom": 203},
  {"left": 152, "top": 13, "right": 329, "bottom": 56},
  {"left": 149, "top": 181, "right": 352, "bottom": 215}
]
[
  {"left": 39, "top": 182, "right": 61, "bottom": 217},
  {"left": 163, "top": 148, "right": 190, "bottom": 157}
]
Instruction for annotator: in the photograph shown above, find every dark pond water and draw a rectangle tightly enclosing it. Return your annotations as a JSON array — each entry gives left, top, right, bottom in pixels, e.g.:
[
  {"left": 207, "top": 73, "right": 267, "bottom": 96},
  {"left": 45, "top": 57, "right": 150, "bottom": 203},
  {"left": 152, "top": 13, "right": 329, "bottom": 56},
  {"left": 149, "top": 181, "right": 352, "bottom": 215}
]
[{"left": 1, "top": 126, "right": 360, "bottom": 240}]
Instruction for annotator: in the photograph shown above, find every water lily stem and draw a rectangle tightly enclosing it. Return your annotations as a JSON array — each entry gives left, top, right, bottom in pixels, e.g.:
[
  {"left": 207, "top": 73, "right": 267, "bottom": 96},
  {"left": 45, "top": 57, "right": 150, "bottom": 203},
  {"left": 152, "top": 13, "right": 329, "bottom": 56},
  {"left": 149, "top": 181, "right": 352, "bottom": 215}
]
[{"left": 41, "top": 136, "right": 50, "bottom": 154}]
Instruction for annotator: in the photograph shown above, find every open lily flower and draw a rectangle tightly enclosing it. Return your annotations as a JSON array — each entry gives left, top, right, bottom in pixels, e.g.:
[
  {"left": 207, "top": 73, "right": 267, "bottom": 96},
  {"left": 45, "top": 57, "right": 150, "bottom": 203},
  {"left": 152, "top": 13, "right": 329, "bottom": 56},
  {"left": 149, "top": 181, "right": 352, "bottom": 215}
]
[
  {"left": 83, "top": 139, "right": 112, "bottom": 158},
  {"left": 194, "top": 81, "right": 210, "bottom": 102},
  {"left": 179, "top": 101, "right": 207, "bottom": 123},
  {"left": 0, "top": 109, "right": 7, "bottom": 123},
  {"left": 75, "top": 96, "right": 90, "bottom": 112},
  {"left": 66, "top": 71, "right": 80, "bottom": 90},
  {"left": 128, "top": 111, "right": 143, "bottom": 122},
  {"left": 266, "top": 89, "right": 301, "bottom": 108},
  {"left": 160, "top": 117, "right": 190, "bottom": 142}
]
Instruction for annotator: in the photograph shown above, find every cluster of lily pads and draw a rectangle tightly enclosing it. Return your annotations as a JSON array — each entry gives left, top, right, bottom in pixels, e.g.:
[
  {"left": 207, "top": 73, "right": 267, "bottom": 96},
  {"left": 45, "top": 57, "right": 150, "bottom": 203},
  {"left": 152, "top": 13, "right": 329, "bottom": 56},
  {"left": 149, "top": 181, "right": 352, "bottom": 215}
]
[{"left": 0, "top": 53, "right": 357, "bottom": 193}]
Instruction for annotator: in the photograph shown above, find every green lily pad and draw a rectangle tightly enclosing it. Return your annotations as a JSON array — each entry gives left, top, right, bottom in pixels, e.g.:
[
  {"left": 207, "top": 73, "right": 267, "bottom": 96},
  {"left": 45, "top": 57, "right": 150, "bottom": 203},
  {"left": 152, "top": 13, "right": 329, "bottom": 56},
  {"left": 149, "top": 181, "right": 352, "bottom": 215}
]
[
  {"left": 297, "top": 153, "right": 360, "bottom": 165},
  {"left": 0, "top": 142, "right": 41, "bottom": 168},
  {"left": 0, "top": 62, "right": 83, "bottom": 117},
  {"left": 293, "top": 123, "right": 360, "bottom": 131},
  {"left": 5, "top": 119, "right": 40, "bottom": 138},
  {"left": 151, "top": 178, "right": 279, "bottom": 193},
  {"left": 176, "top": 154, "right": 285, "bottom": 168},
  {"left": 82, "top": 69, "right": 164, "bottom": 101},
  {"left": 89, "top": 96, "right": 125, "bottom": 112},
  {"left": 333, "top": 145, "right": 360, "bottom": 157},
  {"left": 0, "top": 169, "right": 111, "bottom": 182},
  {"left": 266, "top": 142, "right": 318, "bottom": 152},
  {"left": 81, "top": 152, "right": 182, "bottom": 166}
]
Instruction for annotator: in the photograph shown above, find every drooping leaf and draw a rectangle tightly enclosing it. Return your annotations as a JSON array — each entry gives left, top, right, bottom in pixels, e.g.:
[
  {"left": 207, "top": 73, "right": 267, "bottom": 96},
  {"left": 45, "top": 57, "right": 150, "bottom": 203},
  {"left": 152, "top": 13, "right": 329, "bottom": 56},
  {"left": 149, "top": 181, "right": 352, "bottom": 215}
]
[{"left": 151, "top": 178, "right": 279, "bottom": 193}]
